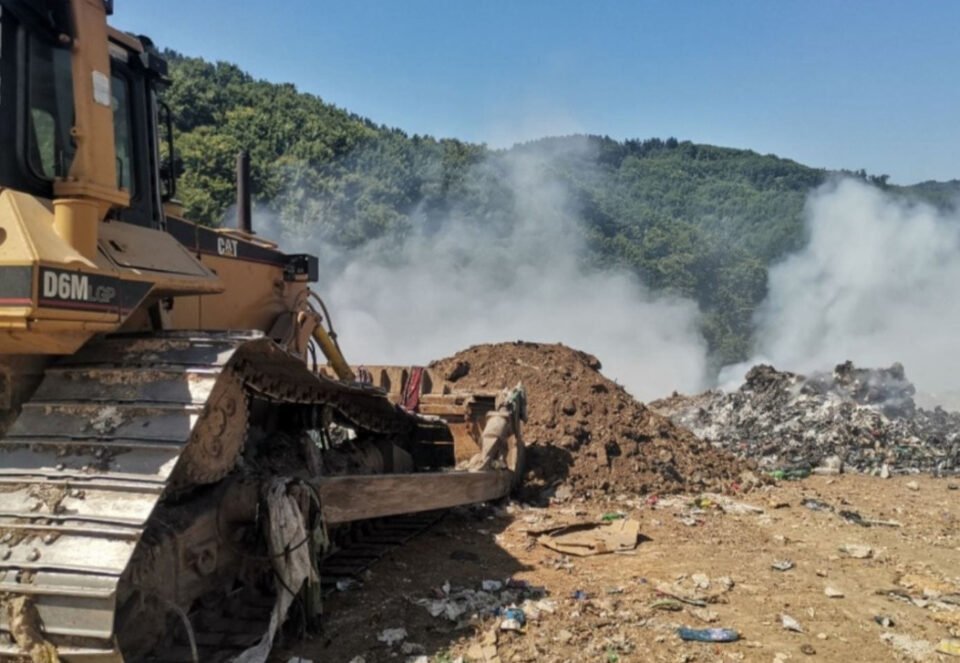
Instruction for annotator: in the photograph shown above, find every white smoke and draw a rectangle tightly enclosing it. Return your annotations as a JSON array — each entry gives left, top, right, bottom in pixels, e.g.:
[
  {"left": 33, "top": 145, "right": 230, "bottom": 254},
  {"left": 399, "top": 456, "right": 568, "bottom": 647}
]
[
  {"left": 724, "top": 177, "right": 960, "bottom": 404},
  {"left": 270, "top": 145, "right": 709, "bottom": 401}
]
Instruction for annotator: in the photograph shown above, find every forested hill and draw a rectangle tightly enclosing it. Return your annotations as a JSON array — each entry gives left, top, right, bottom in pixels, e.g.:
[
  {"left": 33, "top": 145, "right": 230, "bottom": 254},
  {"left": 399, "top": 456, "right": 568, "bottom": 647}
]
[{"left": 161, "top": 51, "right": 959, "bottom": 367}]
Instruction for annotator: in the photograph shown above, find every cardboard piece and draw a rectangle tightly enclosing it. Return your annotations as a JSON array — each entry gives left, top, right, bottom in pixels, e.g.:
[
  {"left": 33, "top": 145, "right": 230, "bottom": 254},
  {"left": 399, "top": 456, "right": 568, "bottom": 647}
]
[{"left": 533, "top": 518, "right": 641, "bottom": 556}]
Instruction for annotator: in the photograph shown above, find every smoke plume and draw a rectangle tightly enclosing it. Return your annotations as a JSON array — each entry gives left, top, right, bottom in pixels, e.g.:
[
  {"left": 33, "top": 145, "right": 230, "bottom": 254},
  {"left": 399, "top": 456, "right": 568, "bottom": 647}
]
[
  {"left": 726, "top": 178, "right": 960, "bottom": 404},
  {"left": 270, "top": 144, "right": 709, "bottom": 402}
]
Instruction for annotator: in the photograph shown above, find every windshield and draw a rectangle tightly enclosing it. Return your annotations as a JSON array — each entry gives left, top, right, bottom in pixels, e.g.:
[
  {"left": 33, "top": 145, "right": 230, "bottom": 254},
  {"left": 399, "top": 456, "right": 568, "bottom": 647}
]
[{"left": 26, "top": 30, "right": 75, "bottom": 179}]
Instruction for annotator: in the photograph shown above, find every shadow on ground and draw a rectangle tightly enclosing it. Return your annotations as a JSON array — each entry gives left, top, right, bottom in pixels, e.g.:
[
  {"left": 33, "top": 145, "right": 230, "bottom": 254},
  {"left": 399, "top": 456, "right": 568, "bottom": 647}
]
[
  {"left": 517, "top": 445, "right": 573, "bottom": 504},
  {"left": 271, "top": 502, "right": 530, "bottom": 662}
]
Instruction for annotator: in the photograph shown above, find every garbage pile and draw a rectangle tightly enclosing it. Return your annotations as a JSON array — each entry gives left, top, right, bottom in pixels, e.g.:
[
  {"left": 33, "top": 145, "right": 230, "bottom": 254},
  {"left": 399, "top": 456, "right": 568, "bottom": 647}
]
[
  {"left": 412, "top": 577, "right": 553, "bottom": 628},
  {"left": 652, "top": 361, "right": 960, "bottom": 474},
  {"left": 430, "top": 342, "right": 746, "bottom": 499}
]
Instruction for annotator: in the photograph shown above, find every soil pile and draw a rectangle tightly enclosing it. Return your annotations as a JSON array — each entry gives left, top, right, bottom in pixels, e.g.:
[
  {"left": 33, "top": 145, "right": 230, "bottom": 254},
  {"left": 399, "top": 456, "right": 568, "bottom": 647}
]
[
  {"left": 430, "top": 342, "right": 746, "bottom": 498},
  {"left": 652, "top": 361, "right": 960, "bottom": 474}
]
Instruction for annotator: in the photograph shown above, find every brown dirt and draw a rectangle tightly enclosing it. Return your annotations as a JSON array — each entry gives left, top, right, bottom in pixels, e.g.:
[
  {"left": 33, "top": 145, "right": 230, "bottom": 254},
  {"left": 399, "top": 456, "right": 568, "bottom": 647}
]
[
  {"left": 429, "top": 342, "right": 747, "bottom": 499},
  {"left": 282, "top": 474, "right": 960, "bottom": 663}
]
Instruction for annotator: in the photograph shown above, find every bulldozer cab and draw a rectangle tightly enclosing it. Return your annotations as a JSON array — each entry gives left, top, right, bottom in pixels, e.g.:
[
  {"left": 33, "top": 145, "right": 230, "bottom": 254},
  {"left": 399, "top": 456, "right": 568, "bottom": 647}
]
[{"left": 0, "top": 0, "right": 169, "bottom": 229}]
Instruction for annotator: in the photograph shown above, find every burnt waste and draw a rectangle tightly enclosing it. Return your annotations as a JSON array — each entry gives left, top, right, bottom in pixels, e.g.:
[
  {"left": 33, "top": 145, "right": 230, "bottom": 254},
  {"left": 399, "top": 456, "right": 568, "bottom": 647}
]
[{"left": 652, "top": 361, "right": 960, "bottom": 475}]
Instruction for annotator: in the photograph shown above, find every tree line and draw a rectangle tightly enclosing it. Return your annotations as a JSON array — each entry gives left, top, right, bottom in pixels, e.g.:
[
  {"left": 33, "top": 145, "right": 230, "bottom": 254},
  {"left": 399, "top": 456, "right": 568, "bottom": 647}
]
[{"left": 161, "top": 50, "right": 960, "bottom": 368}]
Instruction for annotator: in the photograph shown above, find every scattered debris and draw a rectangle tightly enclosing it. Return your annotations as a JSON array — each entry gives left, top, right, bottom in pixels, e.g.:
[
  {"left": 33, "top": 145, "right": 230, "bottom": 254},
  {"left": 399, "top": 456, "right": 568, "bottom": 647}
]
[
  {"left": 839, "top": 510, "right": 902, "bottom": 528},
  {"left": 650, "top": 599, "right": 684, "bottom": 611},
  {"left": 838, "top": 543, "right": 873, "bottom": 559},
  {"left": 772, "top": 560, "right": 795, "bottom": 572},
  {"left": 794, "top": 498, "right": 901, "bottom": 529},
  {"left": 781, "top": 614, "right": 804, "bottom": 633},
  {"left": 880, "top": 632, "right": 936, "bottom": 661},
  {"left": 712, "top": 495, "right": 765, "bottom": 514},
  {"left": 874, "top": 615, "right": 895, "bottom": 628},
  {"left": 499, "top": 607, "right": 525, "bottom": 632},
  {"left": 838, "top": 509, "right": 861, "bottom": 524},
  {"left": 676, "top": 627, "right": 740, "bottom": 643},
  {"left": 653, "top": 587, "right": 707, "bottom": 608},
  {"left": 938, "top": 639, "right": 960, "bottom": 656},
  {"left": 802, "top": 498, "right": 833, "bottom": 512},
  {"left": 800, "top": 644, "right": 817, "bottom": 655},
  {"left": 824, "top": 586, "right": 844, "bottom": 598}
]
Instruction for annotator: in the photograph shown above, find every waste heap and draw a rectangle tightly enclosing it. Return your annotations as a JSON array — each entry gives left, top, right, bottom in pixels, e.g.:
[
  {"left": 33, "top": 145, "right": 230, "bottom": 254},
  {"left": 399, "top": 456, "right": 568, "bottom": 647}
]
[
  {"left": 652, "top": 361, "right": 960, "bottom": 474},
  {"left": 430, "top": 342, "right": 746, "bottom": 499}
]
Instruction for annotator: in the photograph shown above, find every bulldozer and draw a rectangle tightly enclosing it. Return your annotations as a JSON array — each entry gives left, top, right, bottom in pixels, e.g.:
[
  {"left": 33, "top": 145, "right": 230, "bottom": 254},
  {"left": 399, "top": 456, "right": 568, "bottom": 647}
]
[{"left": 0, "top": 1, "right": 525, "bottom": 660}]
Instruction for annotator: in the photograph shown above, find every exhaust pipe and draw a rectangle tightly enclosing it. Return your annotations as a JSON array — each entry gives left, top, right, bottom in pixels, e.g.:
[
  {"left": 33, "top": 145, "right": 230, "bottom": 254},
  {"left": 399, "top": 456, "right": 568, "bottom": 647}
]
[{"left": 236, "top": 150, "right": 252, "bottom": 234}]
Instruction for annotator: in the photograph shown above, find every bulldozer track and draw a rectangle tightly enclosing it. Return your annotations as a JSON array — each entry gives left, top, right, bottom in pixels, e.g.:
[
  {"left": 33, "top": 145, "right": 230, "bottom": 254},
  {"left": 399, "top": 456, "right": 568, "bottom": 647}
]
[
  {"left": 319, "top": 511, "right": 444, "bottom": 596},
  {"left": 152, "top": 512, "right": 447, "bottom": 662},
  {"left": 0, "top": 331, "right": 424, "bottom": 661}
]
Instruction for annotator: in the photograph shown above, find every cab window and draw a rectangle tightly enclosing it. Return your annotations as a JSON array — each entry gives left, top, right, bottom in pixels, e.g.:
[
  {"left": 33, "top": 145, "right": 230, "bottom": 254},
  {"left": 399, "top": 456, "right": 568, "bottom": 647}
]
[
  {"left": 112, "top": 72, "right": 134, "bottom": 193},
  {"left": 26, "top": 31, "right": 75, "bottom": 180}
]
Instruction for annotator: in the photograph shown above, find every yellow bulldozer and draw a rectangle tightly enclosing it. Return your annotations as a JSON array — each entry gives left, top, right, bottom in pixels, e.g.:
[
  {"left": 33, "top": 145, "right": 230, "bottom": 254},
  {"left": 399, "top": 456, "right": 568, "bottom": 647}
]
[{"left": 0, "top": 1, "right": 525, "bottom": 660}]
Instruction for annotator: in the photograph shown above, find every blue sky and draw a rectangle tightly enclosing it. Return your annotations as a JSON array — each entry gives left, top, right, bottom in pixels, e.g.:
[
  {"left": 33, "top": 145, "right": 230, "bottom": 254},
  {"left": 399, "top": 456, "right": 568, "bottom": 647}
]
[{"left": 114, "top": 1, "right": 959, "bottom": 184}]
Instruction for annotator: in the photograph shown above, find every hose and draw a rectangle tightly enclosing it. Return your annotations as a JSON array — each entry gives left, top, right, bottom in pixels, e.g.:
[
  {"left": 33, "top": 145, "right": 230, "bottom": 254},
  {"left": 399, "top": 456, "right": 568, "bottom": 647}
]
[{"left": 307, "top": 291, "right": 344, "bottom": 355}]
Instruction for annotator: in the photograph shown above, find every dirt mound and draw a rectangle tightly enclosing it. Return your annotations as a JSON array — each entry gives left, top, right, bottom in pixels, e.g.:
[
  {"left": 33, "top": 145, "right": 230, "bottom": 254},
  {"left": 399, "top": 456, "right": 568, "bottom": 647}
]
[
  {"left": 430, "top": 342, "right": 747, "bottom": 498},
  {"left": 652, "top": 361, "right": 960, "bottom": 475}
]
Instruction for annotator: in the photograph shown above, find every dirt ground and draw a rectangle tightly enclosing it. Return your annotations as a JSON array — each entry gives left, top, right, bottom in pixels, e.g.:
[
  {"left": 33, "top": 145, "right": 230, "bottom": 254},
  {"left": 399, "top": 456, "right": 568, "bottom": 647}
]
[{"left": 274, "top": 475, "right": 960, "bottom": 662}]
